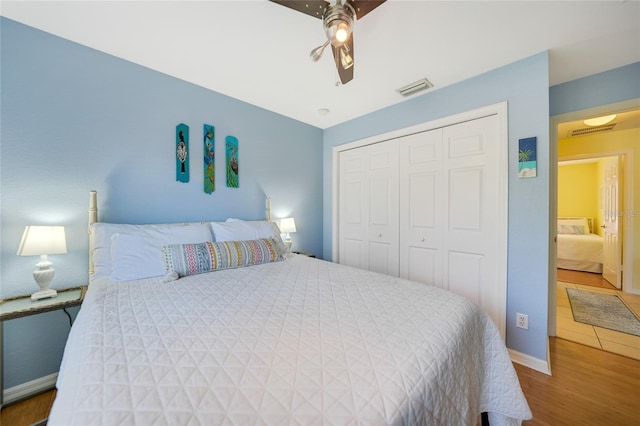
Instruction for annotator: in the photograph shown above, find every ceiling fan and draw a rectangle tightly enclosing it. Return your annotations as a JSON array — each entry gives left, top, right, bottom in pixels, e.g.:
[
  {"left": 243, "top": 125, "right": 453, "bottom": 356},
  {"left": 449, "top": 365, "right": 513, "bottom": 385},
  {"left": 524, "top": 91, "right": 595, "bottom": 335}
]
[{"left": 270, "top": 0, "right": 387, "bottom": 84}]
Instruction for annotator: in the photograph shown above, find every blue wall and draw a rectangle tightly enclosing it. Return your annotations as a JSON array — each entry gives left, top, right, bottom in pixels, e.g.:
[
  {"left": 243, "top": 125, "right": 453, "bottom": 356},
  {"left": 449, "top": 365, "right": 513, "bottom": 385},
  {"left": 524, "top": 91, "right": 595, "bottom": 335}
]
[
  {"left": 3, "top": 15, "right": 638, "bottom": 391},
  {"left": 0, "top": 18, "right": 323, "bottom": 389},
  {"left": 322, "top": 52, "right": 552, "bottom": 361},
  {"left": 550, "top": 62, "right": 640, "bottom": 116}
]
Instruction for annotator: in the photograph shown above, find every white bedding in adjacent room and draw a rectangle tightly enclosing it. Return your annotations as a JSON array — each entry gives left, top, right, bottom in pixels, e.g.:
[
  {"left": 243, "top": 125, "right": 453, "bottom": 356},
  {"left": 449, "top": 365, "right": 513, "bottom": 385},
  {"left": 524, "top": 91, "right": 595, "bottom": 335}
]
[
  {"left": 557, "top": 233, "right": 604, "bottom": 273},
  {"left": 50, "top": 255, "right": 531, "bottom": 425}
]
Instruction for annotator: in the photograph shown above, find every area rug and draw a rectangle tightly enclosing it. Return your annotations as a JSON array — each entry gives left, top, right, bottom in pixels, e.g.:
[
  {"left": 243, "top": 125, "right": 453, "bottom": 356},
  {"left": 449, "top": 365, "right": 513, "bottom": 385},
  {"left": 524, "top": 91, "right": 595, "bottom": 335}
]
[{"left": 566, "top": 288, "right": 640, "bottom": 337}]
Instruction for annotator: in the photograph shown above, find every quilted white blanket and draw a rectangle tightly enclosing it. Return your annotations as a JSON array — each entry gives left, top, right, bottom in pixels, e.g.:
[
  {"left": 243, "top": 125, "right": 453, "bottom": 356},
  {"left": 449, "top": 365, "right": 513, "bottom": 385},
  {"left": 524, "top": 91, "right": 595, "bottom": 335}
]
[{"left": 50, "top": 255, "right": 531, "bottom": 425}]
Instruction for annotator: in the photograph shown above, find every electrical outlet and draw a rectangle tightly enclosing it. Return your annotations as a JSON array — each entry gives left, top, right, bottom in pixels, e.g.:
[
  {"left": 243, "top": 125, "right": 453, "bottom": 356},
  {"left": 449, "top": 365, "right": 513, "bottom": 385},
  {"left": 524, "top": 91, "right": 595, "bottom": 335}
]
[{"left": 516, "top": 313, "right": 528, "bottom": 330}]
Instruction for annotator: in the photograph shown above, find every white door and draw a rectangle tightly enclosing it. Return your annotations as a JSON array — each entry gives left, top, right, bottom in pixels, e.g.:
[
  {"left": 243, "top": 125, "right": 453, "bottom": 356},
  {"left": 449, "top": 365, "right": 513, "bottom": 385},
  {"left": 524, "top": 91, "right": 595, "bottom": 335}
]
[
  {"left": 339, "top": 147, "right": 368, "bottom": 270},
  {"left": 399, "top": 116, "right": 504, "bottom": 335},
  {"left": 339, "top": 140, "right": 399, "bottom": 275},
  {"left": 602, "top": 156, "right": 622, "bottom": 289},
  {"left": 399, "top": 128, "right": 444, "bottom": 286},
  {"left": 442, "top": 116, "right": 503, "bottom": 334}
]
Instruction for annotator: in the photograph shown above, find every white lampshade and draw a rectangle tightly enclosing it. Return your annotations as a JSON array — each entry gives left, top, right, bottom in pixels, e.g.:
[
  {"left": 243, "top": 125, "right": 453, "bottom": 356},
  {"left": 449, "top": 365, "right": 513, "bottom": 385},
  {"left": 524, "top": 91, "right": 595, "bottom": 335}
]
[
  {"left": 17, "top": 226, "right": 67, "bottom": 256},
  {"left": 17, "top": 225, "right": 67, "bottom": 301},
  {"left": 280, "top": 218, "right": 297, "bottom": 234}
]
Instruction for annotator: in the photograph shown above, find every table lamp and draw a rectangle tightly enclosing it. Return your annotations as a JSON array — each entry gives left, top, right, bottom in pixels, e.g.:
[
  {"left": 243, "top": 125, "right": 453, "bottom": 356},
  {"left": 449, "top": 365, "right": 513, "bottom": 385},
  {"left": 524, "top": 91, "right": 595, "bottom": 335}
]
[
  {"left": 16, "top": 225, "right": 67, "bottom": 301},
  {"left": 279, "top": 217, "right": 297, "bottom": 249}
]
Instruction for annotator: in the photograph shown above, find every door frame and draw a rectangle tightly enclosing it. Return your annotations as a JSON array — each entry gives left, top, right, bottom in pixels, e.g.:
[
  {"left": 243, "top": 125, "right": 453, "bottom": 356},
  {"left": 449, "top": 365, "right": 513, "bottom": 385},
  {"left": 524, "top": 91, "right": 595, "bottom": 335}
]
[
  {"left": 549, "top": 98, "right": 639, "bottom": 338},
  {"left": 331, "top": 102, "right": 509, "bottom": 335},
  {"left": 557, "top": 153, "right": 632, "bottom": 289}
]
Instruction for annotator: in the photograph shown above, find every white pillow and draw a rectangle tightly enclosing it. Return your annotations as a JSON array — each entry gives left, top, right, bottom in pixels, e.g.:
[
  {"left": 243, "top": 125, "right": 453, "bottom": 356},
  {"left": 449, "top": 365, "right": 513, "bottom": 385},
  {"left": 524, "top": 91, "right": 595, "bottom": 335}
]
[
  {"left": 90, "top": 222, "right": 214, "bottom": 278},
  {"left": 557, "top": 218, "right": 590, "bottom": 235},
  {"left": 212, "top": 220, "right": 277, "bottom": 241},
  {"left": 211, "top": 220, "right": 287, "bottom": 254}
]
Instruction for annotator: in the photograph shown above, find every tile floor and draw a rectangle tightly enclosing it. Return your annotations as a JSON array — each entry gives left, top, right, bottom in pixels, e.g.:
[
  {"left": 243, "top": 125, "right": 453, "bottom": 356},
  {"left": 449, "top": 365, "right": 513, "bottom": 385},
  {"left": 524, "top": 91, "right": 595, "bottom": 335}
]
[{"left": 556, "top": 280, "right": 640, "bottom": 360}]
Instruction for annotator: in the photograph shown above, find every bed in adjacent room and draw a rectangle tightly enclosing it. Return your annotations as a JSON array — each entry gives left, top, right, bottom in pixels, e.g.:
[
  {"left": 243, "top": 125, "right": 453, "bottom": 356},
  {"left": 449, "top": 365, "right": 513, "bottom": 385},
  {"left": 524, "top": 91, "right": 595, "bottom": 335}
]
[
  {"left": 47, "top": 191, "right": 531, "bottom": 425},
  {"left": 557, "top": 217, "right": 604, "bottom": 273}
]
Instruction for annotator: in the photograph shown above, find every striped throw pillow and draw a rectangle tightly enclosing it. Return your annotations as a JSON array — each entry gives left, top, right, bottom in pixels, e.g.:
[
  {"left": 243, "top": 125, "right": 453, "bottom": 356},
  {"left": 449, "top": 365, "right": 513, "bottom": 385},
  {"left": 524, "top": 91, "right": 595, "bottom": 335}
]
[{"left": 163, "top": 238, "right": 283, "bottom": 277}]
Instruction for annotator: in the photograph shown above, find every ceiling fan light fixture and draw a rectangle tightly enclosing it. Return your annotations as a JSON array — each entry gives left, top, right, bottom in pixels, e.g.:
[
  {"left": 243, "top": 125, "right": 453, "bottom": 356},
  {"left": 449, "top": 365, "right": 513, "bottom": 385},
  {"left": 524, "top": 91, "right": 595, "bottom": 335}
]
[
  {"left": 335, "top": 22, "right": 350, "bottom": 43},
  {"left": 323, "top": 1, "right": 355, "bottom": 46},
  {"left": 310, "top": 40, "right": 330, "bottom": 62},
  {"left": 583, "top": 114, "right": 617, "bottom": 126},
  {"left": 340, "top": 45, "right": 354, "bottom": 69}
]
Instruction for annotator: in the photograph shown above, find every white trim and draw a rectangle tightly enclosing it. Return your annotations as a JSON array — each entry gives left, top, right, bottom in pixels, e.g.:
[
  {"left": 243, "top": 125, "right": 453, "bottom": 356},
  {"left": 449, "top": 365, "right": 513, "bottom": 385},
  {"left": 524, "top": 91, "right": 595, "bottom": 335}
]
[
  {"left": 3, "top": 372, "right": 57, "bottom": 405},
  {"left": 509, "top": 348, "right": 551, "bottom": 376}
]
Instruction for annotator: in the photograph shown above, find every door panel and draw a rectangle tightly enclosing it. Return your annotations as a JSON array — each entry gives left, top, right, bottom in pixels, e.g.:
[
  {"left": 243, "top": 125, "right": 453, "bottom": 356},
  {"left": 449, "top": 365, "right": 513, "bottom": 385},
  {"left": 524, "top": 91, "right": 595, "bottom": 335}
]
[
  {"left": 339, "top": 141, "right": 399, "bottom": 275},
  {"left": 408, "top": 246, "right": 439, "bottom": 286},
  {"left": 399, "top": 129, "right": 444, "bottom": 284},
  {"left": 602, "top": 156, "right": 622, "bottom": 288},
  {"left": 448, "top": 251, "right": 483, "bottom": 304},
  {"left": 442, "top": 116, "right": 502, "bottom": 333},
  {"left": 369, "top": 241, "right": 392, "bottom": 275},
  {"left": 339, "top": 149, "right": 368, "bottom": 269},
  {"left": 449, "top": 167, "right": 483, "bottom": 231},
  {"left": 342, "top": 239, "right": 364, "bottom": 269}
]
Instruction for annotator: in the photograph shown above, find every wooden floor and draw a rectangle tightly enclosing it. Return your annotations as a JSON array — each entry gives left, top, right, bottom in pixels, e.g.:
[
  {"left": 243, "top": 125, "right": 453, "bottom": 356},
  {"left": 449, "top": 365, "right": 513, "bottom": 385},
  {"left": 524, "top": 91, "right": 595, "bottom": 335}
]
[
  {"left": 2, "top": 338, "right": 640, "bottom": 425},
  {"left": 515, "top": 337, "right": 640, "bottom": 425},
  {"left": 556, "top": 268, "right": 617, "bottom": 289},
  {"left": 0, "top": 389, "right": 55, "bottom": 426}
]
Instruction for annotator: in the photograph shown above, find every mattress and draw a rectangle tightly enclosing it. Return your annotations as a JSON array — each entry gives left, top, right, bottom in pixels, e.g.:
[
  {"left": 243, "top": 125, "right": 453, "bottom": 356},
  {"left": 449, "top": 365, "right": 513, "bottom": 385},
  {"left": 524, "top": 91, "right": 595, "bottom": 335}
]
[
  {"left": 557, "top": 233, "right": 604, "bottom": 272},
  {"left": 50, "top": 255, "right": 531, "bottom": 425}
]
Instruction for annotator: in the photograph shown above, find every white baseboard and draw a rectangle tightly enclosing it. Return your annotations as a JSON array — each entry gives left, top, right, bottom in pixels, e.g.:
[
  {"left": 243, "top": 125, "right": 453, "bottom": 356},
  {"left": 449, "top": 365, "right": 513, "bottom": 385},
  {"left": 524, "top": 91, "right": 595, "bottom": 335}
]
[
  {"left": 509, "top": 348, "right": 551, "bottom": 375},
  {"left": 3, "top": 372, "right": 57, "bottom": 405}
]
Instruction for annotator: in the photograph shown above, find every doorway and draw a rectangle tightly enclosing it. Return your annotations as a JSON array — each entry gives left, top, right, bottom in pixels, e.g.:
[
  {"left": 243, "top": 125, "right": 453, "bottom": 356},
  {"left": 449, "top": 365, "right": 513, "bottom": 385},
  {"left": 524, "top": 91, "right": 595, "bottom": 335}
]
[
  {"left": 557, "top": 155, "right": 623, "bottom": 288},
  {"left": 550, "top": 100, "right": 640, "bottom": 359}
]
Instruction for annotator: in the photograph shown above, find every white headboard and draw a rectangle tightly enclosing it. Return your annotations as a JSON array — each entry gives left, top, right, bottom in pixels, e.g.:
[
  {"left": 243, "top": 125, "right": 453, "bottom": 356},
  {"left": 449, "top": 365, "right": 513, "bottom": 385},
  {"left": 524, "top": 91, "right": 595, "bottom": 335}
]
[
  {"left": 87, "top": 190, "right": 273, "bottom": 278},
  {"left": 558, "top": 216, "right": 594, "bottom": 233}
]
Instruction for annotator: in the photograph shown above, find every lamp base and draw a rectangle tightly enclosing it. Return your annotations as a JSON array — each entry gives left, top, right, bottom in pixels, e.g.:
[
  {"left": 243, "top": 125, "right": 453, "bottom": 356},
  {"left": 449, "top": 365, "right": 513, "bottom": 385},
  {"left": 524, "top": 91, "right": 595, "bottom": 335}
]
[{"left": 31, "top": 288, "right": 58, "bottom": 301}]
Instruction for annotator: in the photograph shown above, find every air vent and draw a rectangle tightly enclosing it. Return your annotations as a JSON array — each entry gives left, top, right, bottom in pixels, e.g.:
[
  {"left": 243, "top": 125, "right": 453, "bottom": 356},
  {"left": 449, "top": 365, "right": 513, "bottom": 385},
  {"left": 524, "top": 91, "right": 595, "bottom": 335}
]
[
  {"left": 397, "top": 78, "right": 433, "bottom": 97},
  {"left": 569, "top": 123, "right": 616, "bottom": 137}
]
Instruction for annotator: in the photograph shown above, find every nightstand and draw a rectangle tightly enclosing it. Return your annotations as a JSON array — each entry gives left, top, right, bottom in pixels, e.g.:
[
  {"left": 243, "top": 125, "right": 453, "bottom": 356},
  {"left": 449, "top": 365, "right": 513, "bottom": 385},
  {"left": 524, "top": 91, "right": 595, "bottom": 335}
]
[
  {"left": 0, "top": 286, "right": 87, "bottom": 408},
  {"left": 292, "top": 251, "right": 316, "bottom": 258}
]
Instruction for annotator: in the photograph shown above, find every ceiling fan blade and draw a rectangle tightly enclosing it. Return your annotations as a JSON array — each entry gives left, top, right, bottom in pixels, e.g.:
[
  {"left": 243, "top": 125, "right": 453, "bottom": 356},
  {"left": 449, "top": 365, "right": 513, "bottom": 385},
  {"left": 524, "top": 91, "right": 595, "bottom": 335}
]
[
  {"left": 269, "top": 0, "right": 328, "bottom": 19},
  {"left": 332, "top": 36, "right": 354, "bottom": 85},
  {"left": 350, "top": 0, "right": 386, "bottom": 19}
]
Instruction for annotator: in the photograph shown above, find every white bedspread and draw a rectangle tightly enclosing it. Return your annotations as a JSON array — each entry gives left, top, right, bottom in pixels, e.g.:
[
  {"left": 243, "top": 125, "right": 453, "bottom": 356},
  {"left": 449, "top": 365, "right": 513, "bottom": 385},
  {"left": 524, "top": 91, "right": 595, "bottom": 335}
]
[
  {"left": 557, "top": 234, "right": 603, "bottom": 265},
  {"left": 50, "top": 255, "right": 531, "bottom": 425}
]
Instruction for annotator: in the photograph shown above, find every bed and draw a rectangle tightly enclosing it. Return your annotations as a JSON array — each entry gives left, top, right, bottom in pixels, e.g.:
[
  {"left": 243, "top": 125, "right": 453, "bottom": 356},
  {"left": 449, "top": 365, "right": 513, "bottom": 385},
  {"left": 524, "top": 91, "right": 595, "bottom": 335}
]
[
  {"left": 48, "top": 191, "right": 531, "bottom": 425},
  {"left": 557, "top": 217, "right": 604, "bottom": 273}
]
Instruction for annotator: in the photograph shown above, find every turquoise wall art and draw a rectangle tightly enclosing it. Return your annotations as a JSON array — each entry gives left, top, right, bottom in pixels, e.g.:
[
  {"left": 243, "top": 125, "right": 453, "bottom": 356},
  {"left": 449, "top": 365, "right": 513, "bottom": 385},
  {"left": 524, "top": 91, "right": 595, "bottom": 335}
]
[
  {"left": 518, "top": 137, "right": 537, "bottom": 178},
  {"left": 175, "top": 123, "right": 189, "bottom": 183},
  {"left": 226, "top": 136, "right": 239, "bottom": 188},
  {"left": 204, "top": 124, "right": 215, "bottom": 194}
]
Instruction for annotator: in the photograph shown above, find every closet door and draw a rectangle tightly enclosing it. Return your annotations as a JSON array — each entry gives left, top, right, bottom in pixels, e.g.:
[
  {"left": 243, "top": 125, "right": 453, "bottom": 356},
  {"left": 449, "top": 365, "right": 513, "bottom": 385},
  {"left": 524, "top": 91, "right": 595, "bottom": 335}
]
[
  {"left": 441, "top": 115, "right": 503, "bottom": 333},
  {"left": 339, "top": 140, "right": 399, "bottom": 275},
  {"left": 399, "top": 115, "right": 504, "bottom": 335},
  {"left": 399, "top": 128, "right": 444, "bottom": 285}
]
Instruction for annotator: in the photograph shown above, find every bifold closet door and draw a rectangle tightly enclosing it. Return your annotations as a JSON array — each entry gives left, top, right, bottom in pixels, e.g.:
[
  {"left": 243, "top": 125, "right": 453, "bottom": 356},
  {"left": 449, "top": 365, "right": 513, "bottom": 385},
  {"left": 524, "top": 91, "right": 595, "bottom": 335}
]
[
  {"left": 399, "top": 115, "right": 503, "bottom": 333},
  {"left": 339, "top": 140, "right": 399, "bottom": 276},
  {"left": 399, "top": 128, "right": 444, "bottom": 286}
]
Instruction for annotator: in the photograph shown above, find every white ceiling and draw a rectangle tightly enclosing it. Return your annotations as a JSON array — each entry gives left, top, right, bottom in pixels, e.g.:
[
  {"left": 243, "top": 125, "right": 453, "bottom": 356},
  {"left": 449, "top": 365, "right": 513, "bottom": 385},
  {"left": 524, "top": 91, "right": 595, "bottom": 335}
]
[{"left": 2, "top": 0, "right": 639, "bottom": 129}]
